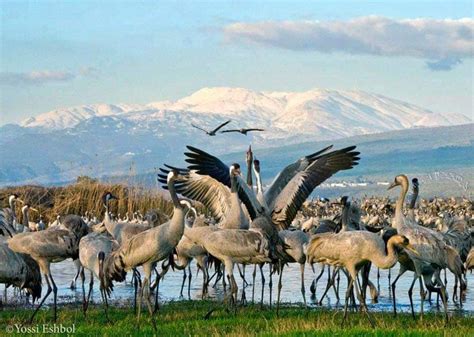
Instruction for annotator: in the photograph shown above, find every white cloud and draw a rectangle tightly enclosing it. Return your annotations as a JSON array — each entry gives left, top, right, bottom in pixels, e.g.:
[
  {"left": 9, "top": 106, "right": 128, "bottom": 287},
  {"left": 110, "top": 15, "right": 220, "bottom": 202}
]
[
  {"left": 223, "top": 16, "right": 473, "bottom": 69},
  {"left": 0, "top": 70, "right": 75, "bottom": 85},
  {"left": 0, "top": 66, "right": 100, "bottom": 86}
]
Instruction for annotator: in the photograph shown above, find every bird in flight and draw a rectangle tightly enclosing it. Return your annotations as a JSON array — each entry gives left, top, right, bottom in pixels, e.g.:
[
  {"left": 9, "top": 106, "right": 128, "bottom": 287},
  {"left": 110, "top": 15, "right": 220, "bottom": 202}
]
[
  {"left": 191, "top": 119, "right": 230, "bottom": 136},
  {"left": 191, "top": 120, "right": 231, "bottom": 136},
  {"left": 220, "top": 128, "right": 265, "bottom": 135}
]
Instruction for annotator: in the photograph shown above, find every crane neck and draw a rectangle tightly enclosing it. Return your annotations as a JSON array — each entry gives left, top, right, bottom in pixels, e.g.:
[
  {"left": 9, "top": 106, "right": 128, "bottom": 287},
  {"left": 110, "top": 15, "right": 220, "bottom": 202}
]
[
  {"left": 409, "top": 185, "right": 419, "bottom": 210},
  {"left": 394, "top": 178, "right": 409, "bottom": 228},
  {"left": 230, "top": 174, "right": 238, "bottom": 193},
  {"left": 9, "top": 198, "right": 16, "bottom": 219},
  {"left": 340, "top": 202, "right": 350, "bottom": 232},
  {"left": 168, "top": 178, "right": 182, "bottom": 210},
  {"left": 371, "top": 237, "right": 401, "bottom": 269},
  {"left": 246, "top": 161, "right": 253, "bottom": 188},
  {"left": 22, "top": 208, "right": 29, "bottom": 227}
]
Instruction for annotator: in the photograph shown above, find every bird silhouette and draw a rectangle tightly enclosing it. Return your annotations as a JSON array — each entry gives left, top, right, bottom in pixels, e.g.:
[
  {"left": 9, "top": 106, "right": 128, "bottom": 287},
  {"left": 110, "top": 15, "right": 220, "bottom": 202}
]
[
  {"left": 221, "top": 128, "right": 264, "bottom": 135},
  {"left": 191, "top": 120, "right": 231, "bottom": 136}
]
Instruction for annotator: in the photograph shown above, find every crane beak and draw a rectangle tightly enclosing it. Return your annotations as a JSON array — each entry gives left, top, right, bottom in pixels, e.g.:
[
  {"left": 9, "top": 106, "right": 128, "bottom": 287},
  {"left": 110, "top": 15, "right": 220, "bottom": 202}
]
[
  {"left": 387, "top": 182, "right": 397, "bottom": 190},
  {"left": 17, "top": 198, "right": 25, "bottom": 204},
  {"left": 30, "top": 207, "right": 39, "bottom": 213},
  {"left": 404, "top": 244, "right": 419, "bottom": 256}
]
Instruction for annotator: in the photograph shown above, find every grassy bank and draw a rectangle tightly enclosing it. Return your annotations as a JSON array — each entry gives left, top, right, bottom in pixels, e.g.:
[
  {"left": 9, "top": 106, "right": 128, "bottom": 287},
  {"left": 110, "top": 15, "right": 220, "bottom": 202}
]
[{"left": 1, "top": 301, "right": 472, "bottom": 336}]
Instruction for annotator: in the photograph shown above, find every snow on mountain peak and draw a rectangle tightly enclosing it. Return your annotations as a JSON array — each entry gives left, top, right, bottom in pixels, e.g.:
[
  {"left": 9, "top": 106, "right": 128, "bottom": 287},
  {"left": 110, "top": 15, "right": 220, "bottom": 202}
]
[{"left": 18, "top": 87, "right": 471, "bottom": 135}]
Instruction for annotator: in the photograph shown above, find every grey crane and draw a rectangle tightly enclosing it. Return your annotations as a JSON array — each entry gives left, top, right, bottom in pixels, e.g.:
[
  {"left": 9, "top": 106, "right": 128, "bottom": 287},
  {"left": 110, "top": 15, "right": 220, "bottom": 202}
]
[
  {"left": 8, "top": 214, "right": 88, "bottom": 322},
  {"left": 5, "top": 194, "right": 24, "bottom": 234},
  {"left": 184, "top": 225, "right": 273, "bottom": 309},
  {"left": 100, "top": 170, "right": 191, "bottom": 329},
  {"left": 0, "top": 243, "right": 42, "bottom": 306},
  {"left": 78, "top": 232, "right": 119, "bottom": 318},
  {"left": 191, "top": 120, "right": 231, "bottom": 136},
  {"left": 388, "top": 174, "right": 455, "bottom": 322},
  {"left": 0, "top": 211, "right": 42, "bottom": 306},
  {"left": 158, "top": 165, "right": 250, "bottom": 230},
  {"left": 220, "top": 128, "right": 265, "bottom": 135},
  {"left": 306, "top": 230, "right": 418, "bottom": 327},
  {"left": 412, "top": 178, "right": 467, "bottom": 304},
  {"left": 173, "top": 210, "right": 210, "bottom": 299}
]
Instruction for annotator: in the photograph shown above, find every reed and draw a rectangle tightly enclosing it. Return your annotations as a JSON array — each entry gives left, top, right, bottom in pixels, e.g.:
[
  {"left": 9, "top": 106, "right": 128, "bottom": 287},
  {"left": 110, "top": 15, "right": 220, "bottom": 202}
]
[{"left": 0, "top": 177, "right": 172, "bottom": 225}]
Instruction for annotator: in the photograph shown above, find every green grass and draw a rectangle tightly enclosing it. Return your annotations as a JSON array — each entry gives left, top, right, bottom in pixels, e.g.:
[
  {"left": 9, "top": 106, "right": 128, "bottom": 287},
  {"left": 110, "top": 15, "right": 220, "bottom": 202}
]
[{"left": 1, "top": 301, "right": 473, "bottom": 336}]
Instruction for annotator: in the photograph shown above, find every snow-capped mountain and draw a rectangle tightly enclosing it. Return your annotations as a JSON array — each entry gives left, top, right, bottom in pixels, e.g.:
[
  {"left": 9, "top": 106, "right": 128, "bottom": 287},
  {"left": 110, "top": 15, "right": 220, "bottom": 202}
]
[
  {"left": 1, "top": 87, "right": 471, "bottom": 185},
  {"left": 19, "top": 87, "right": 470, "bottom": 138}
]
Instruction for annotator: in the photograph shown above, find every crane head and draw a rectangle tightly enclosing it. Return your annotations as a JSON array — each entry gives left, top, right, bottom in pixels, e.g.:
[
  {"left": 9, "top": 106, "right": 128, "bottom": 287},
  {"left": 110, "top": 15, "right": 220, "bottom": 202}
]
[
  {"left": 253, "top": 159, "right": 260, "bottom": 173},
  {"left": 229, "top": 163, "right": 241, "bottom": 176},
  {"left": 388, "top": 174, "right": 408, "bottom": 190},
  {"left": 9, "top": 194, "right": 24, "bottom": 205},
  {"left": 166, "top": 169, "right": 184, "bottom": 182},
  {"left": 396, "top": 235, "right": 420, "bottom": 256},
  {"left": 102, "top": 192, "right": 118, "bottom": 205}
]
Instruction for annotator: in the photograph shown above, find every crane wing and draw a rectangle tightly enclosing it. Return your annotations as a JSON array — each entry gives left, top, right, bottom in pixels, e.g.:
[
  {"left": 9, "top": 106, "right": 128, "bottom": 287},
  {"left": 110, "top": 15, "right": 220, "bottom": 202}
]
[
  {"left": 158, "top": 167, "right": 232, "bottom": 224},
  {"left": 220, "top": 129, "right": 240, "bottom": 133},
  {"left": 271, "top": 146, "right": 360, "bottom": 229},
  {"left": 184, "top": 146, "right": 264, "bottom": 219},
  {"left": 264, "top": 145, "right": 334, "bottom": 208},
  {"left": 211, "top": 120, "right": 231, "bottom": 133},
  {"left": 191, "top": 124, "right": 208, "bottom": 133},
  {"left": 0, "top": 208, "right": 17, "bottom": 238}
]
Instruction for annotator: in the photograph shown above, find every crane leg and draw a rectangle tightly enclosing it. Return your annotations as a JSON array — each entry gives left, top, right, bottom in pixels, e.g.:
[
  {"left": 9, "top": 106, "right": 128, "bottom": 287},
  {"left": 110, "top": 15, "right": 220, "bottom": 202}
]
[
  {"left": 276, "top": 262, "right": 284, "bottom": 316},
  {"left": 142, "top": 277, "right": 157, "bottom": 331},
  {"left": 49, "top": 273, "right": 58, "bottom": 322},
  {"left": 85, "top": 271, "right": 94, "bottom": 314},
  {"left": 388, "top": 268, "right": 391, "bottom": 289},
  {"left": 70, "top": 259, "right": 81, "bottom": 290},
  {"left": 29, "top": 273, "right": 52, "bottom": 323},
  {"left": 300, "top": 263, "right": 307, "bottom": 307},
  {"left": 240, "top": 265, "right": 247, "bottom": 304},
  {"left": 201, "top": 259, "right": 209, "bottom": 299},
  {"left": 99, "top": 285, "right": 110, "bottom": 323},
  {"left": 354, "top": 275, "right": 375, "bottom": 328},
  {"left": 311, "top": 264, "right": 325, "bottom": 295},
  {"left": 407, "top": 276, "right": 417, "bottom": 320},
  {"left": 251, "top": 264, "right": 257, "bottom": 303},
  {"left": 341, "top": 278, "right": 354, "bottom": 327},
  {"left": 133, "top": 270, "right": 139, "bottom": 313},
  {"left": 259, "top": 264, "right": 265, "bottom": 308},
  {"left": 391, "top": 271, "right": 404, "bottom": 317},
  {"left": 180, "top": 268, "right": 187, "bottom": 297},
  {"left": 318, "top": 267, "right": 337, "bottom": 305},
  {"left": 335, "top": 268, "right": 341, "bottom": 304},
  {"left": 187, "top": 264, "right": 192, "bottom": 299},
  {"left": 377, "top": 268, "right": 380, "bottom": 291},
  {"left": 268, "top": 265, "right": 273, "bottom": 308},
  {"left": 80, "top": 267, "right": 86, "bottom": 313}
]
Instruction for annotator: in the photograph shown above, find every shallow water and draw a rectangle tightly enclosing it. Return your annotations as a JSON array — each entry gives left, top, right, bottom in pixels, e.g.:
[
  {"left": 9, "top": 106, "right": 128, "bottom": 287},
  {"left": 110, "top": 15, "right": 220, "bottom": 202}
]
[{"left": 2, "top": 259, "right": 473, "bottom": 316}]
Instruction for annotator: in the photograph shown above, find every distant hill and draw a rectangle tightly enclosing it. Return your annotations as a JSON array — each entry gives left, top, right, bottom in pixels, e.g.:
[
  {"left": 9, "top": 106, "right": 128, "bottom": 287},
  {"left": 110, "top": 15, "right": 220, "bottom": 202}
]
[
  {"left": 0, "top": 87, "right": 471, "bottom": 185},
  {"left": 106, "top": 124, "right": 473, "bottom": 198}
]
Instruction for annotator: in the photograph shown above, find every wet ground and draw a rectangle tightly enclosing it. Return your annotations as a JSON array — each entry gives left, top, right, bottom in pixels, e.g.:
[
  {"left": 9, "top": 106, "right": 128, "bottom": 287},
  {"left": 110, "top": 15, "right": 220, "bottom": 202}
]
[{"left": 1, "top": 259, "right": 473, "bottom": 315}]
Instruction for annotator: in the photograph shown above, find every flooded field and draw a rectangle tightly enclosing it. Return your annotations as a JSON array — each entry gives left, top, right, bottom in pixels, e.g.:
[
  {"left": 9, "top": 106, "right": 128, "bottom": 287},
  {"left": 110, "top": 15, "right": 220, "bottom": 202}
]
[{"left": 2, "top": 259, "right": 473, "bottom": 315}]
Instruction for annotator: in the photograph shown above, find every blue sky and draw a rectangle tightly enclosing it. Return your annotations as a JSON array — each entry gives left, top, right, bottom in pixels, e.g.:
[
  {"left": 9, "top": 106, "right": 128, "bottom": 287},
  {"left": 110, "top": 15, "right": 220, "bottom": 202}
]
[{"left": 1, "top": 1, "right": 472, "bottom": 124}]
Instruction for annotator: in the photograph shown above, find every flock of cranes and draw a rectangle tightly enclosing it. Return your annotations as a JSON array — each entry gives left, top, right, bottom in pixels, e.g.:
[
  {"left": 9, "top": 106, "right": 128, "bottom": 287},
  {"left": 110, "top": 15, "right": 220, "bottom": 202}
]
[{"left": 1, "top": 141, "right": 473, "bottom": 330}]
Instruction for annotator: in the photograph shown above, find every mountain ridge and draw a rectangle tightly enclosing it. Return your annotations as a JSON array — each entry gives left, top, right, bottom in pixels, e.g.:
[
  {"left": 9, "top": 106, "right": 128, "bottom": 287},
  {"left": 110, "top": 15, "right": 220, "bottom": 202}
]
[{"left": 1, "top": 87, "right": 471, "bottom": 185}]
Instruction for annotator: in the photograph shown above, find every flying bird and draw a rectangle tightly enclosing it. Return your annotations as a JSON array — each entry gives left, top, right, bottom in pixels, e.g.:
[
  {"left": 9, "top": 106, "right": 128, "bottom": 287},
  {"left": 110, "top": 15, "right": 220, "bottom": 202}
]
[
  {"left": 191, "top": 120, "right": 231, "bottom": 136},
  {"left": 220, "top": 128, "right": 264, "bottom": 135}
]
